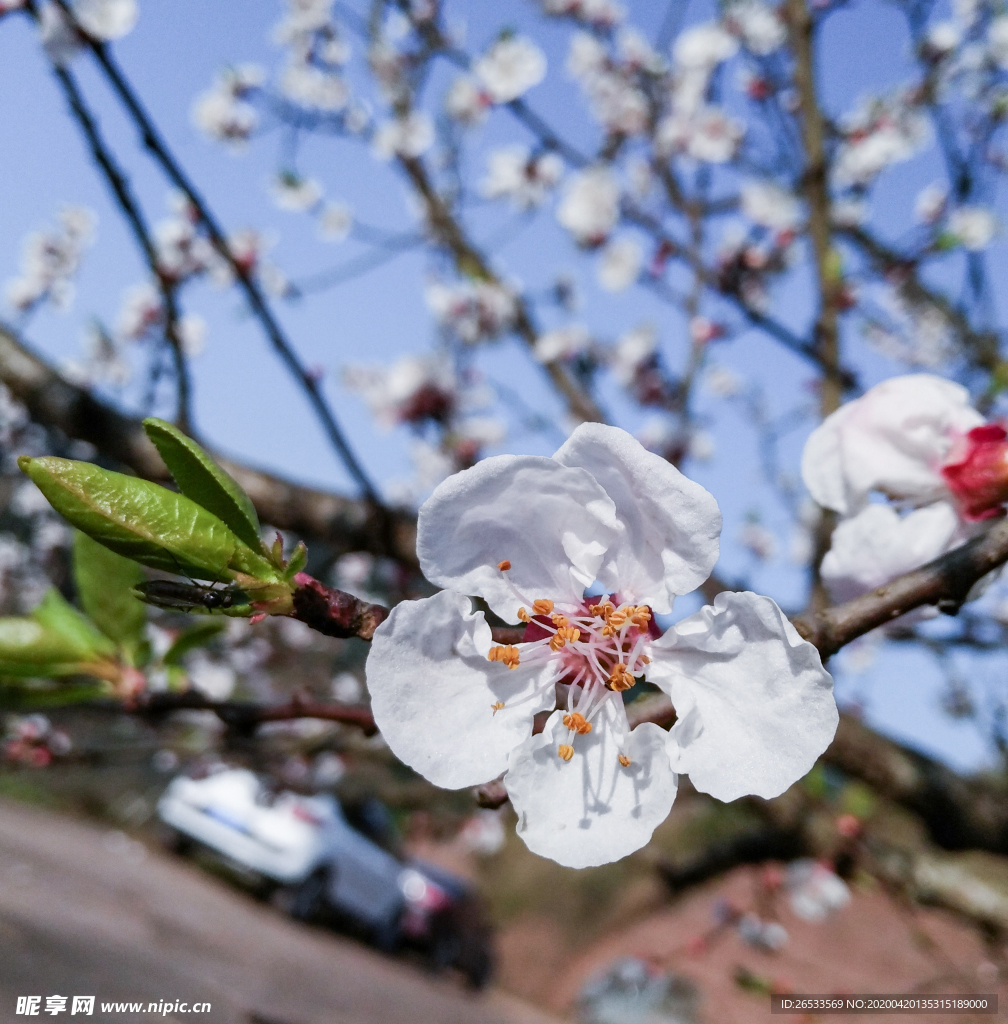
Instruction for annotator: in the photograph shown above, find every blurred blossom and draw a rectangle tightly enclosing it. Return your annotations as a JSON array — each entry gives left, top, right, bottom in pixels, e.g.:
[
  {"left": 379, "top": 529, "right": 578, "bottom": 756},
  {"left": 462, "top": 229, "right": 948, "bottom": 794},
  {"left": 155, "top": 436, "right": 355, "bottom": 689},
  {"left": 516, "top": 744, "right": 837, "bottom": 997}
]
[
  {"left": 192, "top": 73, "right": 260, "bottom": 148},
  {"left": 334, "top": 552, "right": 375, "bottom": 588},
  {"left": 280, "top": 62, "right": 349, "bottom": 111},
  {"left": 689, "top": 430, "right": 715, "bottom": 461},
  {"left": 831, "top": 197, "right": 868, "bottom": 227},
  {"left": 474, "top": 35, "right": 547, "bottom": 104},
  {"left": 741, "top": 180, "right": 802, "bottom": 231},
  {"left": 5, "top": 206, "right": 96, "bottom": 313},
  {"left": 673, "top": 23, "right": 739, "bottom": 74},
  {"left": 187, "top": 654, "right": 236, "bottom": 701},
  {"left": 318, "top": 202, "right": 353, "bottom": 242},
  {"left": 724, "top": 0, "right": 786, "bottom": 55},
  {"left": 833, "top": 94, "right": 930, "bottom": 186},
  {"left": 117, "top": 283, "right": 162, "bottom": 340},
  {"left": 925, "top": 21, "right": 961, "bottom": 58},
  {"left": 946, "top": 206, "right": 997, "bottom": 250},
  {"left": 989, "top": 16, "right": 1008, "bottom": 69},
  {"left": 656, "top": 106, "right": 745, "bottom": 163},
  {"left": 271, "top": 172, "right": 323, "bottom": 212},
  {"left": 626, "top": 156, "right": 653, "bottom": 199},
  {"left": 541, "top": 0, "right": 625, "bottom": 28},
  {"left": 597, "top": 237, "right": 642, "bottom": 291},
  {"left": 445, "top": 76, "right": 490, "bottom": 125},
  {"left": 534, "top": 324, "right": 592, "bottom": 362},
  {"left": 740, "top": 519, "right": 777, "bottom": 560},
  {"left": 566, "top": 31, "right": 607, "bottom": 80},
  {"left": 787, "top": 859, "right": 851, "bottom": 922},
  {"left": 372, "top": 112, "right": 435, "bottom": 160},
  {"left": 557, "top": 166, "right": 620, "bottom": 245},
  {"left": 74, "top": 0, "right": 138, "bottom": 39},
  {"left": 481, "top": 146, "right": 563, "bottom": 209},
  {"left": 331, "top": 671, "right": 364, "bottom": 703},
  {"left": 705, "top": 365, "right": 742, "bottom": 397},
  {"left": 610, "top": 322, "right": 657, "bottom": 385},
  {"left": 344, "top": 353, "right": 458, "bottom": 427},
  {"left": 425, "top": 279, "right": 517, "bottom": 343},
  {"left": 179, "top": 314, "right": 207, "bottom": 356},
  {"left": 276, "top": 616, "right": 316, "bottom": 650},
  {"left": 458, "top": 810, "right": 506, "bottom": 855},
  {"left": 914, "top": 182, "right": 948, "bottom": 224}
]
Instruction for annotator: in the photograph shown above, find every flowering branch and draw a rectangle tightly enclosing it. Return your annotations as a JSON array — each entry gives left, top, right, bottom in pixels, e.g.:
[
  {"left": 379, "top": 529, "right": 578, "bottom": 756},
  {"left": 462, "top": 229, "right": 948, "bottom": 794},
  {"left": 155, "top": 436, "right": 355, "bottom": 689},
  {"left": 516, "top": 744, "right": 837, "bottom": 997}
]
[
  {"left": 42, "top": 45, "right": 192, "bottom": 431},
  {"left": 46, "top": 0, "right": 380, "bottom": 502},
  {"left": 0, "top": 324, "right": 418, "bottom": 566},
  {"left": 790, "top": 517, "right": 1008, "bottom": 658}
]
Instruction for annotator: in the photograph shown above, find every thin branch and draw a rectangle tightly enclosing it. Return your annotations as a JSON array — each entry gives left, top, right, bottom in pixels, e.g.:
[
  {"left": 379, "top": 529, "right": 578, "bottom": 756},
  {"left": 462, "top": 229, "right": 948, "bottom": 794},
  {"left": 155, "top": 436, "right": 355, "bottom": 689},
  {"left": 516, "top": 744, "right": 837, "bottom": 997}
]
[
  {"left": 46, "top": 55, "right": 192, "bottom": 431},
  {"left": 49, "top": 0, "right": 380, "bottom": 501}
]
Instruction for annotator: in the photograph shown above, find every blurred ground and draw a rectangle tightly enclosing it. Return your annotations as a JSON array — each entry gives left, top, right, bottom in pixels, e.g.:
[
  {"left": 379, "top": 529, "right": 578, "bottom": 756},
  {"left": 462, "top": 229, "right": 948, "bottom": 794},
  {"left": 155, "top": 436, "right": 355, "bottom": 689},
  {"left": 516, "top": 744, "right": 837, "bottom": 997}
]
[{"left": 0, "top": 798, "right": 560, "bottom": 1024}]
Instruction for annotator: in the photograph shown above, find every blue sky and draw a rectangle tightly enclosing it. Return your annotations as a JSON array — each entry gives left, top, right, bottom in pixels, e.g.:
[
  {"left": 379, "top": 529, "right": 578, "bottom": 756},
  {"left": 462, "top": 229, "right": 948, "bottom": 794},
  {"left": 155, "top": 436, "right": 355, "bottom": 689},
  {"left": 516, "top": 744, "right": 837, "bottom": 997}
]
[{"left": 1, "top": 0, "right": 1005, "bottom": 771}]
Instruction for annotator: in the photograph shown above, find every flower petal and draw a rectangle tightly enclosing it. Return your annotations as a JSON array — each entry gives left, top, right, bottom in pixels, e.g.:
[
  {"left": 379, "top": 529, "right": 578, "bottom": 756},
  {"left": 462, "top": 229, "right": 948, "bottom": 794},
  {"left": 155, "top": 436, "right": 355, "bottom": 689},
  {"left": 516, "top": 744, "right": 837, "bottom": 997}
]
[
  {"left": 821, "top": 501, "right": 964, "bottom": 604},
  {"left": 505, "top": 704, "right": 678, "bottom": 868},
  {"left": 417, "top": 454, "right": 619, "bottom": 621},
  {"left": 646, "top": 591, "right": 837, "bottom": 801},
  {"left": 553, "top": 423, "right": 721, "bottom": 612},
  {"left": 366, "top": 591, "right": 558, "bottom": 789},
  {"left": 801, "top": 374, "right": 984, "bottom": 515}
]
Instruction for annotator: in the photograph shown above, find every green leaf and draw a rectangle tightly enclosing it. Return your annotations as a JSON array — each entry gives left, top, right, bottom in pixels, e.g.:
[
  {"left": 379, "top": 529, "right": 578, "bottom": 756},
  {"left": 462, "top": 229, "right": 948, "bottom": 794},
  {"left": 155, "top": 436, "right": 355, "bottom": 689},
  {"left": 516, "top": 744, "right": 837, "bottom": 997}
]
[
  {"left": 143, "top": 419, "right": 263, "bottom": 552},
  {"left": 31, "top": 589, "right": 116, "bottom": 660},
  {"left": 19, "top": 456, "right": 238, "bottom": 581},
  {"left": 73, "top": 531, "right": 147, "bottom": 645},
  {"left": 163, "top": 619, "right": 226, "bottom": 666},
  {"left": 284, "top": 541, "right": 308, "bottom": 579},
  {"left": 0, "top": 615, "right": 102, "bottom": 677}
]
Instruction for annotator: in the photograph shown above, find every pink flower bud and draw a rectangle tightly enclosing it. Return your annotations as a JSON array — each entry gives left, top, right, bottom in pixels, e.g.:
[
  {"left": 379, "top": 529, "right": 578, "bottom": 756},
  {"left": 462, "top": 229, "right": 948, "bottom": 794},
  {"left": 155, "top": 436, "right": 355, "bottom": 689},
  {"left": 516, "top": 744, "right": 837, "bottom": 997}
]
[{"left": 940, "top": 423, "right": 1008, "bottom": 521}]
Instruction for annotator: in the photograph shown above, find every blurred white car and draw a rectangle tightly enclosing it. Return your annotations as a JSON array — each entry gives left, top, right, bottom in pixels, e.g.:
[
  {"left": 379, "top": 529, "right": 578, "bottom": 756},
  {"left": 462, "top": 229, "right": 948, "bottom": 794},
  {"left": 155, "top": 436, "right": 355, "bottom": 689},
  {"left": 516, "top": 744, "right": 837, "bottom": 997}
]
[{"left": 156, "top": 768, "right": 493, "bottom": 987}]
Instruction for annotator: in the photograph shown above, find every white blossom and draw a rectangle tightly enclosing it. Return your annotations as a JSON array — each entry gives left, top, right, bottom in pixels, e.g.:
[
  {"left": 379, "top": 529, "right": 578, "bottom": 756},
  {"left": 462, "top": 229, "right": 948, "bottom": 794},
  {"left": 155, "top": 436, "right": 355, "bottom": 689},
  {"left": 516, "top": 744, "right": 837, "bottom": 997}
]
[
  {"left": 116, "top": 282, "right": 162, "bottom": 340},
  {"left": 947, "top": 206, "right": 997, "bottom": 250},
  {"left": 481, "top": 147, "right": 563, "bottom": 209},
  {"left": 915, "top": 182, "right": 947, "bottom": 223},
  {"left": 672, "top": 23, "right": 739, "bottom": 72},
  {"left": 74, "top": 0, "right": 137, "bottom": 40},
  {"left": 989, "top": 16, "right": 1008, "bottom": 69},
  {"left": 343, "top": 353, "right": 458, "bottom": 427},
  {"left": 270, "top": 172, "right": 323, "bottom": 212},
  {"left": 787, "top": 860, "right": 851, "bottom": 922},
  {"left": 372, "top": 111, "right": 435, "bottom": 160},
  {"left": 318, "top": 202, "right": 353, "bottom": 242},
  {"left": 833, "top": 97, "right": 931, "bottom": 186},
  {"left": 474, "top": 35, "right": 547, "bottom": 104},
  {"left": 705, "top": 365, "right": 743, "bottom": 397},
  {"left": 724, "top": 0, "right": 786, "bottom": 55},
  {"left": 445, "top": 76, "right": 490, "bottom": 125},
  {"left": 566, "top": 31, "right": 607, "bottom": 81},
  {"left": 556, "top": 166, "right": 620, "bottom": 245},
  {"left": 741, "top": 180, "right": 801, "bottom": 231},
  {"left": 542, "top": 0, "right": 625, "bottom": 27},
  {"left": 597, "top": 236, "right": 641, "bottom": 291},
  {"left": 39, "top": 3, "right": 81, "bottom": 66},
  {"left": 656, "top": 106, "right": 745, "bottom": 163},
  {"left": 610, "top": 322, "right": 657, "bottom": 385},
  {"left": 534, "top": 324, "right": 592, "bottom": 363},
  {"left": 5, "top": 206, "right": 96, "bottom": 313},
  {"left": 280, "top": 62, "right": 349, "bottom": 111},
  {"left": 425, "top": 279, "right": 518, "bottom": 343},
  {"left": 366, "top": 424, "right": 836, "bottom": 867}
]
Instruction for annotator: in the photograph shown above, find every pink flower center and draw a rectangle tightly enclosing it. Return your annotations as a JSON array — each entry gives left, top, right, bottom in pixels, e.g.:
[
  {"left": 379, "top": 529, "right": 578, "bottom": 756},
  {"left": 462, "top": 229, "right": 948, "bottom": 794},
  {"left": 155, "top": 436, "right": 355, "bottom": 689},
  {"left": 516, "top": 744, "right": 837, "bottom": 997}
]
[{"left": 940, "top": 423, "right": 1008, "bottom": 521}]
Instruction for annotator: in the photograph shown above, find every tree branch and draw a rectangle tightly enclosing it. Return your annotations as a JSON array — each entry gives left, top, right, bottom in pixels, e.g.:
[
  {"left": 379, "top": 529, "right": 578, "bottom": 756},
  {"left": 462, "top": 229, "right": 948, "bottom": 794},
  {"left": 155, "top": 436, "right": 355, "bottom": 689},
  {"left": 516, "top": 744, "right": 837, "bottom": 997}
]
[
  {"left": 0, "top": 324, "right": 418, "bottom": 565},
  {"left": 47, "top": 0, "right": 380, "bottom": 502}
]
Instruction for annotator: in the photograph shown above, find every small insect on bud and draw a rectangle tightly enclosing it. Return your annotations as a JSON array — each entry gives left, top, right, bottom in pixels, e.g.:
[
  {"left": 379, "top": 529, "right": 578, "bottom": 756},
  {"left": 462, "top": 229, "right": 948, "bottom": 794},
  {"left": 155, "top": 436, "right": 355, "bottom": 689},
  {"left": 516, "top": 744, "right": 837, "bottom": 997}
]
[
  {"left": 497, "top": 560, "right": 512, "bottom": 571},
  {"left": 618, "top": 754, "right": 632, "bottom": 767},
  {"left": 557, "top": 744, "right": 574, "bottom": 762}
]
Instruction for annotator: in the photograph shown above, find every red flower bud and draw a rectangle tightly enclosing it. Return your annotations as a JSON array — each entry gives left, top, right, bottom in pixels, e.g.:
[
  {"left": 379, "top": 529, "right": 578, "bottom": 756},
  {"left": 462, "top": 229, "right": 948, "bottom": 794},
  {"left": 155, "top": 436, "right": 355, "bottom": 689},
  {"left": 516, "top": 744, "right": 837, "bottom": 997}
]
[{"left": 941, "top": 423, "right": 1008, "bottom": 521}]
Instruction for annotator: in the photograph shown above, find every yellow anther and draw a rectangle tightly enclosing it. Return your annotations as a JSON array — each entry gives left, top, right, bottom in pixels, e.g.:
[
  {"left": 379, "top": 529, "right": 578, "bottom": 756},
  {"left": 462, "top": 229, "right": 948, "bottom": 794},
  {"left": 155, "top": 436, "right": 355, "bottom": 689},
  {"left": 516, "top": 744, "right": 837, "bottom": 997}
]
[
  {"left": 532, "top": 599, "right": 554, "bottom": 615},
  {"left": 607, "top": 606, "right": 629, "bottom": 628},
  {"left": 640, "top": 655, "right": 651, "bottom": 665},
  {"left": 557, "top": 744, "right": 574, "bottom": 762},
  {"left": 491, "top": 701, "right": 505, "bottom": 714},
  {"left": 618, "top": 754, "right": 632, "bottom": 767},
  {"left": 517, "top": 607, "right": 530, "bottom": 623},
  {"left": 590, "top": 600, "right": 614, "bottom": 618},
  {"left": 562, "top": 712, "right": 592, "bottom": 734},
  {"left": 549, "top": 626, "right": 581, "bottom": 651},
  {"left": 602, "top": 624, "right": 617, "bottom": 637},
  {"left": 550, "top": 613, "right": 569, "bottom": 627},
  {"left": 608, "top": 663, "right": 635, "bottom": 692},
  {"left": 497, "top": 559, "right": 512, "bottom": 571},
  {"left": 488, "top": 645, "right": 520, "bottom": 669},
  {"left": 630, "top": 606, "right": 651, "bottom": 628}
]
